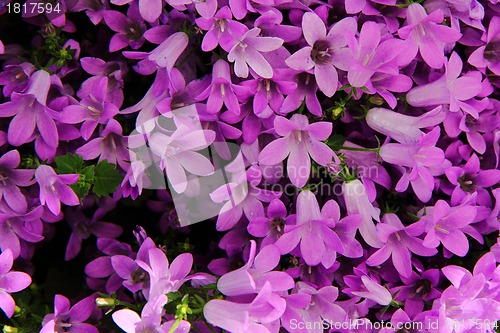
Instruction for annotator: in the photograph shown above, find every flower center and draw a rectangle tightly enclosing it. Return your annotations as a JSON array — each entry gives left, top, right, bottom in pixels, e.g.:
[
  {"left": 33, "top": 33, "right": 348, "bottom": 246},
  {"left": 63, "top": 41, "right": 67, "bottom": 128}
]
[
  {"left": 311, "top": 40, "right": 332, "bottom": 64},
  {"left": 484, "top": 40, "right": 500, "bottom": 63},
  {"left": 458, "top": 174, "right": 476, "bottom": 192},
  {"left": 270, "top": 216, "right": 285, "bottom": 234}
]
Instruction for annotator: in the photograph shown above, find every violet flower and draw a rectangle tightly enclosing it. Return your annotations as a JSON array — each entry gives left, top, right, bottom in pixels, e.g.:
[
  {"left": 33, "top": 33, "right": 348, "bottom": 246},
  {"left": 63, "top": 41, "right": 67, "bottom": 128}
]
[
  {"left": 347, "top": 21, "right": 405, "bottom": 89},
  {"left": 168, "top": 0, "right": 217, "bottom": 18},
  {"left": 76, "top": 119, "right": 129, "bottom": 170},
  {"left": 367, "top": 213, "right": 437, "bottom": 278},
  {"left": 406, "top": 52, "right": 483, "bottom": 112},
  {"left": 408, "top": 200, "right": 477, "bottom": 257},
  {"left": 0, "top": 150, "right": 34, "bottom": 213},
  {"left": 136, "top": 248, "right": 193, "bottom": 300},
  {"left": 468, "top": 16, "right": 500, "bottom": 76},
  {"left": 275, "top": 190, "right": 356, "bottom": 268},
  {"left": 247, "top": 198, "right": 296, "bottom": 247},
  {"left": 203, "top": 281, "right": 286, "bottom": 333},
  {"left": 196, "top": 6, "right": 248, "bottom": 52},
  {"left": 217, "top": 241, "right": 294, "bottom": 296},
  {"left": 0, "top": 70, "right": 59, "bottom": 148},
  {"left": 35, "top": 165, "right": 80, "bottom": 216},
  {"left": 0, "top": 249, "right": 31, "bottom": 318},
  {"left": 398, "top": 3, "right": 462, "bottom": 69},
  {"left": 258, "top": 114, "right": 335, "bottom": 188},
  {"left": 40, "top": 295, "right": 98, "bottom": 333},
  {"left": 61, "top": 77, "right": 119, "bottom": 140},
  {"left": 0, "top": 207, "right": 44, "bottom": 259},
  {"left": 113, "top": 294, "right": 190, "bottom": 333},
  {"left": 228, "top": 27, "right": 283, "bottom": 79},
  {"left": 110, "top": 0, "right": 163, "bottom": 22},
  {"left": 147, "top": 123, "right": 215, "bottom": 194},
  {"left": 366, "top": 106, "right": 445, "bottom": 144},
  {"left": 445, "top": 153, "right": 500, "bottom": 206},
  {"left": 196, "top": 59, "right": 252, "bottom": 114},
  {"left": 342, "top": 179, "right": 383, "bottom": 248},
  {"left": 103, "top": 6, "right": 146, "bottom": 52},
  {"left": 285, "top": 13, "right": 356, "bottom": 97},
  {"left": 379, "top": 127, "right": 446, "bottom": 203}
]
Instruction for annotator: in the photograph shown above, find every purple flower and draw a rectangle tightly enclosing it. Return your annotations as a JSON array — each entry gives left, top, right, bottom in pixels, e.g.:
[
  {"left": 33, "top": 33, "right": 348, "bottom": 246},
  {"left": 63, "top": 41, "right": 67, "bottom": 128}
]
[
  {"left": 0, "top": 249, "right": 31, "bottom": 318},
  {"left": 347, "top": 21, "right": 405, "bottom": 89},
  {"left": 203, "top": 281, "right": 286, "bottom": 333},
  {"left": 65, "top": 208, "right": 123, "bottom": 261},
  {"left": 168, "top": 0, "right": 217, "bottom": 18},
  {"left": 147, "top": 123, "right": 215, "bottom": 194},
  {"left": 110, "top": 0, "right": 163, "bottom": 22},
  {"left": 247, "top": 198, "right": 296, "bottom": 247},
  {"left": 342, "top": 179, "right": 383, "bottom": 248},
  {"left": 398, "top": 3, "right": 462, "bottom": 69},
  {"left": 350, "top": 275, "right": 393, "bottom": 306},
  {"left": 445, "top": 153, "right": 500, "bottom": 206},
  {"left": 286, "top": 13, "right": 356, "bottom": 97},
  {"left": 210, "top": 165, "right": 280, "bottom": 231},
  {"left": 103, "top": 7, "right": 146, "bottom": 52},
  {"left": 35, "top": 165, "right": 80, "bottom": 216},
  {"left": 0, "top": 150, "right": 34, "bottom": 213},
  {"left": 367, "top": 213, "right": 437, "bottom": 278},
  {"left": 61, "top": 77, "right": 119, "bottom": 140},
  {"left": 40, "top": 295, "right": 97, "bottom": 333},
  {"left": 0, "top": 63, "right": 35, "bottom": 97},
  {"left": 113, "top": 295, "right": 190, "bottom": 333},
  {"left": 196, "top": 6, "right": 248, "bottom": 52},
  {"left": 136, "top": 248, "right": 193, "bottom": 300},
  {"left": 76, "top": 119, "right": 129, "bottom": 170},
  {"left": 406, "top": 52, "right": 483, "bottom": 112},
  {"left": 217, "top": 241, "right": 294, "bottom": 295},
  {"left": 228, "top": 27, "right": 283, "bottom": 79},
  {"left": 280, "top": 72, "right": 322, "bottom": 116},
  {"left": 274, "top": 190, "right": 356, "bottom": 268},
  {"left": 366, "top": 106, "right": 445, "bottom": 144},
  {"left": 379, "top": 127, "right": 446, "bottom": 203},
  {"left": 258, "top": 114, "right": 334, "bottom": 188},
  {"left": 196, "top": 59, "right": 252, "bottom": 114},
  {"left": 0, "top": 70, "right": 59, "bottom": 148},
  {"left": 468, "top": 16, "right": 500, "bottom": 76},
  {"left": 0, "top": 207, "right": 44, "bottom": 259},
  {"left": 409, "top": 200, "right": 477, "bottom": 257}
]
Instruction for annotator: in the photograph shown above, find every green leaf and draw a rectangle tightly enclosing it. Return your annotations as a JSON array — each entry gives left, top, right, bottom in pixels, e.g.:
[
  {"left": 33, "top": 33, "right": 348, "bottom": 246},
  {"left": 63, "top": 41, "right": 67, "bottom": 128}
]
[
  {"left": 93, "top": 161, "right": 122, "bottom": 197},
  {"left": 54, "top": 153, "right": 84, "bottom": 174},
  {"left": 70, "top": 165, "right": 95, "bottom": 198}
]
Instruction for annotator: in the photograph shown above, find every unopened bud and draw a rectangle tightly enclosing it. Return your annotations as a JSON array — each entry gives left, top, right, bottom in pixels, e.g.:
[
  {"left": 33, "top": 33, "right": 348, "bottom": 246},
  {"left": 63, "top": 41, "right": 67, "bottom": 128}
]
[
  {"left": 3, "top": 326, "right": 18, "bottom": 333},
  {"left": 96, "top": 297, "right": 115, "bottom": 308}
]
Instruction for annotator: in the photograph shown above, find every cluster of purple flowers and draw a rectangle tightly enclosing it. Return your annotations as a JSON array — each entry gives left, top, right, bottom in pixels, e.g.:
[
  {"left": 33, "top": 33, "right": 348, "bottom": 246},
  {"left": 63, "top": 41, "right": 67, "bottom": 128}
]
[{"left": 0, "top": 0, "right": 499, "bottom": 332}]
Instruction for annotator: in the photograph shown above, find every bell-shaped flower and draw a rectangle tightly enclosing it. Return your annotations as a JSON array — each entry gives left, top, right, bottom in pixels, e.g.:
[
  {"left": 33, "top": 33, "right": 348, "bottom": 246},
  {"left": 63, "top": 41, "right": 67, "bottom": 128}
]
[
  {"left": 136, "top": 248, "right": 193, "bottom": 300},
  {"left": 228, "top": 27, "right": 283, "bottom": 79},
  {"left": 204, "top": 281, "right": 286, "bottom": 333},
  {"left": 113, "top": 295, "right": 190, "bottom": 333},
  {"left": 342, "top": 179, "right": 383, "bottom": 248},
  {"left": 147, "top": 123, "right": 215, "bottom": 194},
  {"left": 367, "top": 213, "right": 437, "bottom": 278},
  {"left": 275, "top": 190, "right": 359, "bottom": 268},
  {"left": 258, "top": 114, "right": 334, "bottom": 188},
  {"left": 40, "top": 295, "right": 97, "bottom": 333},
  {"left": 217, "top": 240, "right": 294, "bottom": 296},
  {"left": 398, "top": 3, "right": 462, "bottom": 69},
  {"left": 379, "top": 127, "right": 446, "bottom": 203},
  {"left": 406, "top": 52, "right": 483, "bottom": 112},
  {"left": 285, "top": 13, "right": 356, "bottom": 97},
  {"left": 35, "top": 165, "right": 80, "bottom": 216},
  {"left": 0, "top": 249, "right": 31, "bottom": 318},
  {"left": 366, "top": 106, "right": 445, "bottom": 144},
  {"left": 0, "top": 150, "right": 34, "bottom": 213},
  {"left": 0, "top": 70, "right": 59, "bottom": 148}
]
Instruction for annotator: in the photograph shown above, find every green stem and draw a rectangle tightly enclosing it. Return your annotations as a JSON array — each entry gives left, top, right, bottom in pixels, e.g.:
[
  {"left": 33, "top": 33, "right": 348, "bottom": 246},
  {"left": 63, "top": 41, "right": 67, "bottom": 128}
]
[{"left": 168, "top": 318, "right": 182, "bottom": 333}]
